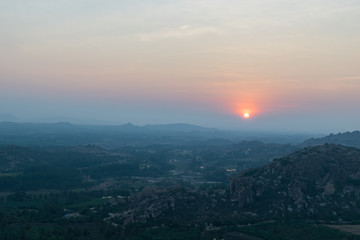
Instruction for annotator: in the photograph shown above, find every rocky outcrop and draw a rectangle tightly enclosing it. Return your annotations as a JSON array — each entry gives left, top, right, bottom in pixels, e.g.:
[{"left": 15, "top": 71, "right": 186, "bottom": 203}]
[
  {"left": 230, "top": 144, "right": 360, "bottom": 220},
  {"left": 106, "top": 144, "right": 360, "bottom": 225},
  {"left": 106, "top": 185, "right": 230, "bottom": 226}
]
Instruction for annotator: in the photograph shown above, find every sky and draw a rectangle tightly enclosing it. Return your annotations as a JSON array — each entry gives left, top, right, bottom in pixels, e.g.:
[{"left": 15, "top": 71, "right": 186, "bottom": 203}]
[{"left": 1, "top": 0, "right": 360, "bottom": 133}]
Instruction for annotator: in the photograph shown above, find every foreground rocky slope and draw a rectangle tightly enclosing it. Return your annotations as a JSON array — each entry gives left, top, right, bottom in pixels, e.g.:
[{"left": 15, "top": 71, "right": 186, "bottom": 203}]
[
  {"left": 230, "top": 144, "right": 360, "bottom": 221},
  {"left": 111, "top": 144, "right": 360, "bottom": 227}
]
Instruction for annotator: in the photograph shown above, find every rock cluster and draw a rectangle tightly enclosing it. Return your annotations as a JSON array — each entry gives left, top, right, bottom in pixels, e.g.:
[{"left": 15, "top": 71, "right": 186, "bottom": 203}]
[{"left": 230, "top": 144, "right": 360, "bottom": 220}]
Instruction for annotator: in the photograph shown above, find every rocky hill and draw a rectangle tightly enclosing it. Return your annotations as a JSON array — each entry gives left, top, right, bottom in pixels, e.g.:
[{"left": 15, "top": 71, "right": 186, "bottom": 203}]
[
  {"left": 230, "top": 144, "right": 360, "bottom": 221},
  {"left": 302, "top": 131, "right": 360, "bottom": 148},
  {"left": 107, "top": 144, "right": 360, "bottom": 227}
]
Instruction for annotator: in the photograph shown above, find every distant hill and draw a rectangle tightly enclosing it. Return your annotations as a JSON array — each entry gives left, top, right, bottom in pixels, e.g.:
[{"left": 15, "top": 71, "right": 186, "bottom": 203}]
[
  {"left": 0, "top": 122, "right": 221, "bottom": 147},
  {"left": 230, "top": 144, "right": 360, "bottom": 221},
  {"left": 0, "top": 121, "right": 311, "bottom": 147},
  {"left": 301, "top": 131, "right": 360, "bottom": 148},
  {"left": 228, "top": 140, "right": 298, "bottom": 162},
  {"left": 143, "top": 123, "right": 217, "bottom": 132},
  {"left": 0, "top": 145, "right": 41, "bottom": 172},
  {"left": 0, "top": 144, "right": 115, "bottom": 173}
]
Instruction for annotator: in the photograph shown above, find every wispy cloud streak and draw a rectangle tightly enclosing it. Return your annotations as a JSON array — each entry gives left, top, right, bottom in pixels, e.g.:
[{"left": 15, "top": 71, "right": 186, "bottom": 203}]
[{"left": 139, "top": 25, "right": 222, "bottom": 41}]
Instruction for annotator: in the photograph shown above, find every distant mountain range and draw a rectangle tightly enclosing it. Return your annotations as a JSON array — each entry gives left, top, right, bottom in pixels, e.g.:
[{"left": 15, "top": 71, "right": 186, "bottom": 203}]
[
  {"left": 1, "top": 120, "right": 359, "bottom": 149},
  {"left": 0, "top": 121, "right": 314, "bottom": 147},
  {"left": 0, "top": 121, "right": 222, "bottom": 147},
  {"left": 0, "top": 121, "right": 215, "bottom": 134}
]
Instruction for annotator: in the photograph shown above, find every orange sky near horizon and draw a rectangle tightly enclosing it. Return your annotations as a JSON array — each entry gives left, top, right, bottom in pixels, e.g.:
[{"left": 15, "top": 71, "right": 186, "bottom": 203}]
[{"left": 1, "top": 0, "right": 360, "bottom": 132}]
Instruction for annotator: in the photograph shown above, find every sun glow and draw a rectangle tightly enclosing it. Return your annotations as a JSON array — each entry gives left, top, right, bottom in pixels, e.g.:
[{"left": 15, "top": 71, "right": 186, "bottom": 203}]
[
  {"left": 233, "top": 101, "right": 260, "bottom": 120},
  {"left": 236, "top": 107, "right": 256, "bottom": 119},
  {"left": 243, "top": 112, "right": 250, "bottom": 119}
]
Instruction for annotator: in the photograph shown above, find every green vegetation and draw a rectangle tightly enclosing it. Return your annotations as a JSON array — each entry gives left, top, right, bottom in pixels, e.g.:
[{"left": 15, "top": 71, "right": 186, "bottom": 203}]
[{"left": 1, "top": 138, "right": 360, "bottom": 239}]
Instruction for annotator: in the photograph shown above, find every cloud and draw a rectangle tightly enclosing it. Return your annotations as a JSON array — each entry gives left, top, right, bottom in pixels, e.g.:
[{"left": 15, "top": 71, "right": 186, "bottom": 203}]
[
  {"left": 139, "top": 25, "right": 222, "bottom": 41},
  {"left": 329, "top": 76, "right": 360, "bottom": 88},
  {"left": 333, "top": 76, "right": 360, "bottom": 82}
]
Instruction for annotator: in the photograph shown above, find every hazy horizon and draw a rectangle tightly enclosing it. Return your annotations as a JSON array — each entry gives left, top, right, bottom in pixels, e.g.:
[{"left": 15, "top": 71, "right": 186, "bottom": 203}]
[
  {"left": 1, "top": 0, "right": 360, "bottom": 134},
  {"left": 0, "top": 112, "right": 343, "bottom": 136}
]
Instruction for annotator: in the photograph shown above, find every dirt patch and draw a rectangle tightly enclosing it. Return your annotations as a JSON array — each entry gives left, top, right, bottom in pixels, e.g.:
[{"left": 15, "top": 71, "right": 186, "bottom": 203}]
[{"left": 324, "top": 225, "right": 360, "bottom": 235}]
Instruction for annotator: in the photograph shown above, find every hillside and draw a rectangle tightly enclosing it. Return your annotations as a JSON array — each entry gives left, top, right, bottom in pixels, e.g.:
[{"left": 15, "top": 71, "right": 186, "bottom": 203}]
[
  {"left": 230, "top": 144, "right": 360, "bottom": 221},
  {"left": 2, "top": 143, "right": 360, "bottom": 239},
  {"left": 302, "top": 131, "right": 360, "bottom": 148},
  {"left": 109, "top": 144, "right": 360, "bottom": 227}
]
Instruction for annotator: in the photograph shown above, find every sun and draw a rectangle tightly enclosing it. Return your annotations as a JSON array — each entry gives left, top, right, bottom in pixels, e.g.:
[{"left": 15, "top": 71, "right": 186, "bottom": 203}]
[{"left": 235, "top": 105, "right": 256, "bottom": 119}]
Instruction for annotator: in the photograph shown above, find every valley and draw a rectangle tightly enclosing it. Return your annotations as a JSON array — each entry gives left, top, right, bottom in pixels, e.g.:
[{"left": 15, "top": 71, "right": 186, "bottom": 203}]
[{"left": 0, "top": 123, "right": 360, "bottom": 239}]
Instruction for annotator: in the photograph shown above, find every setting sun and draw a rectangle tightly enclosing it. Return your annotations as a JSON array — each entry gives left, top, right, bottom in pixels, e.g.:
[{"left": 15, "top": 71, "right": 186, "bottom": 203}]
[
  {"left": 234, "top": 102, "right": 258, "bottom": 120},
  {"left": 243, "top": 113, "right": 250, "bottom": 119}
]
